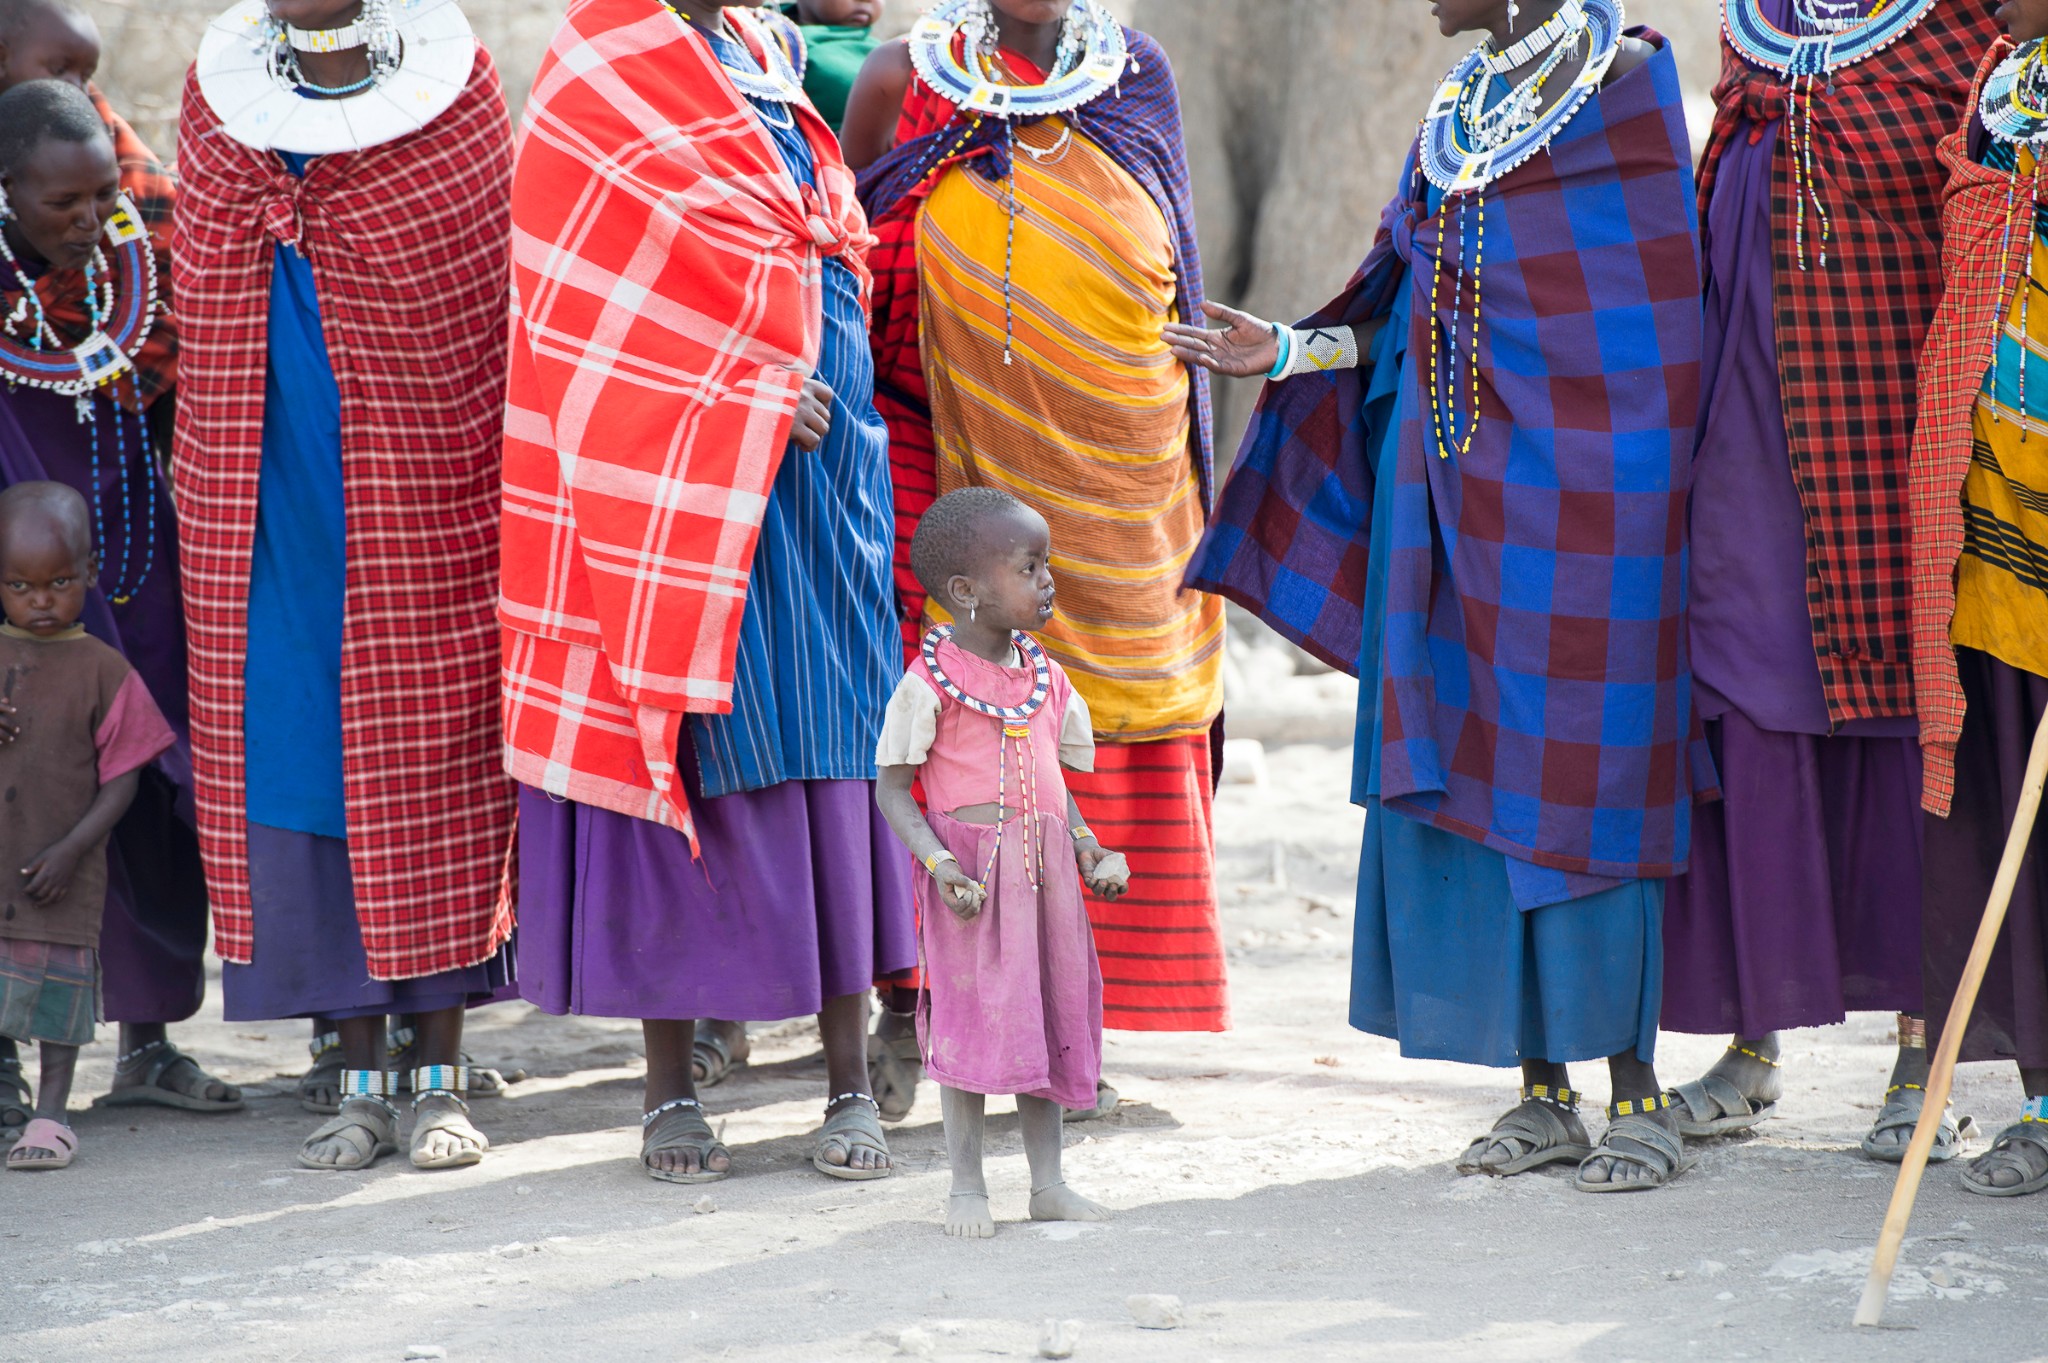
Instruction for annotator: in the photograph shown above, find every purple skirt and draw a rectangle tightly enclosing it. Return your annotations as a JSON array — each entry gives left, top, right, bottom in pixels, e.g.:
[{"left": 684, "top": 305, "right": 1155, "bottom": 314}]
[
  {"left": 1662, "top": 711, "right": 1924, "bottom": 1035},
  {"left": 220, "top": 823, "right": 512, "bottom": 1022},
  {"left": 1924, "top": 649, "right": 2048, "bottom": 1069},
  {"left": 515, "top": 764, "right": 916, "bottom": 1021}
]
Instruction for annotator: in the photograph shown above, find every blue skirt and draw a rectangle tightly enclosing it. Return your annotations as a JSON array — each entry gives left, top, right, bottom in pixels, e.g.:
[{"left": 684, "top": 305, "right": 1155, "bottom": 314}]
[{"left": 1350, "top": 798, "right": 1663, "bottom": 1067}]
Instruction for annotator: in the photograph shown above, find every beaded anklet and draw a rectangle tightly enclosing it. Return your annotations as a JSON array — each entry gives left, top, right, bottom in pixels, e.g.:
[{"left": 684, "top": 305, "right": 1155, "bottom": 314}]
[
  {"left": 2021, "top": 1095, "right": 2048, "bottom": 1125},
  {"left": 1522, "top": 1083, "right": 1581, "bottom": 1111},
  {"left": 828, "top": 1091, "right": 879, "bottom": 1113},
  {"left": 1609, "top": 1092, "right": 1671, "bottom": 1119},
  {"left": 339, "top": 1068, "right": 399, "bottom": 1117},
  {"left": 1897, "top": 1013, "right": 1928, "bottom": 1049},
  {"left": 308, "top": 1030, "right": 342, "bottom": 1061},
  {"left": 1726, "top": 1042, "right": 1781, "bottom": 1069},
  {"left": 411, "top": 1064, "right": 472, "bottom": 1111},
  {"left": 115, "top": 1038, "right": 170, "bottom": 1070},
  {"left": 642, "top": 1096, "right": 704, "bottom": 1128}
]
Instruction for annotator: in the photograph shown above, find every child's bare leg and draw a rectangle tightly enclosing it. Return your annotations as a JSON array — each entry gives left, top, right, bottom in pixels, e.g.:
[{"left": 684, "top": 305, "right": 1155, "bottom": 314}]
[
  {"left": 8, "top": 1041, "right": 80, "bottom": 1165},
  {"left": 1021, "top": 1094, "right": 1108, "bottom": 1223},
  {"left": 941, "top": 1086, "right": 994, "bottom": 1237},
  {"left": 409, "top": 1005, "right": 487, "bottom": 1167}
]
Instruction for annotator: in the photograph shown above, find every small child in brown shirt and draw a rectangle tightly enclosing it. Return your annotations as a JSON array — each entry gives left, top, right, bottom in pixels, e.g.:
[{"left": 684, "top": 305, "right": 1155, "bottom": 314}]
[{"left": 0, "top": 482, "right": 174, "bottom": 1170}]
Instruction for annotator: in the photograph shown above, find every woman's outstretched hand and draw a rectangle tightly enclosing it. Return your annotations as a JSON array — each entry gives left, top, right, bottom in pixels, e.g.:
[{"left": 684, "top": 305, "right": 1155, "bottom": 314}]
[{"left": 1165, "top": 300, "right": 1281, "bottom": 379}]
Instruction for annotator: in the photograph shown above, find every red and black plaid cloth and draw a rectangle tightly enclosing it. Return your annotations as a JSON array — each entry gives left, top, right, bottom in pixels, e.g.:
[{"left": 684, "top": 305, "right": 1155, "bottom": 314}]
[
  {"left": 172, "top": 54, "right": 517, "bottom": 979},
  {"left": 1697, "top": 2, "right": 1997, "bottom": 724},
  {"left": 6, "top": 89, "right": 177, "bottom": 413}
]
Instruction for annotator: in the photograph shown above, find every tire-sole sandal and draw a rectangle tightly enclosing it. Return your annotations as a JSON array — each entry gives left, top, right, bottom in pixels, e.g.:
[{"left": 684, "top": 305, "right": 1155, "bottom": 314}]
[
  {"left": 1575, "top": 1096, "right": 1692, "bottom": 1193},
  {"left": 1667, "top": 1073, "right": 1775, "bottom": 1139},
  {"left": 867, "top": 1026, "right": 922, "bottom": 1123},
  {"left": 641, "top": 1097, "right": 730, "bottom": 1184},
  {"left": 299, "top": 1031, "right": 345, "bottom": 1114},
  {"left": 1862, "top": 1083, "right": 1972, "bottom": 1165},
  {"left": 6, "top": 1118, "right": 76, "bottom": 1171},
  {"left": 1456, "top": 1086, "right": 1593, "bottom": 1176},
  {"left": 691, "top": 1023, "right": 748, "bottom": 1090},
  {"left": 814, "top": 1092, "right": 892, "bottom": 1181},
  {"left": 0, "top": 1057, "right": 31, "bottom": 1142},
  {"left": 1062, "top": 1079, "right": 1120, "bottom": 1124},
  {"left": 299, "top": 1095, "right": 399, "bottom": 1172},
  {"left": 410, "top": 1065, "right": 488, "bottom": 1170},
  {"left": 95, "top": 1040, "right": 244, "bottom": 1114},
  {"left": 1960, "top": 1113, "right": 2048, "bottom": 1198}
]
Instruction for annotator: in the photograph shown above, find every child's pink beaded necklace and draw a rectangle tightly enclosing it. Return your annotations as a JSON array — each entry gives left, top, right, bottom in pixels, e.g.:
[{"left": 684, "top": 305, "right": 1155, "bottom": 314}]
[{"left": 922, "top": 623, "right": 1052, "bottom": 890}]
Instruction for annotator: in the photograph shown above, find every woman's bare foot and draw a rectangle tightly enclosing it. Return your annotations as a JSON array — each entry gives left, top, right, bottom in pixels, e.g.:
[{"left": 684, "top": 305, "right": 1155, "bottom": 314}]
[
  {"left": 946, "top": 1191, "right": 995, "bottom": 1238},
  {"left": 1029, "top": 1181, "right": 1110, "bottom": 1223}
]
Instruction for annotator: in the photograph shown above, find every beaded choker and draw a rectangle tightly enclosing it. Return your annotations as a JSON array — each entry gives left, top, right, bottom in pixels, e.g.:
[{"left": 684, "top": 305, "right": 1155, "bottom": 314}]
[
  {"left": 1420, "top": 0, "right": 1620, "bottom": 195},
  {"left": 907, "top": 0, "right": 1131, "bottom": 119},
  {"left": 660, "top": 4, "right": 807, "bottom": 109},
  {"left": 1722, "top": 0, "right": 1937, "bottom": 79},
  {"left": 1982, "top": 39, "right": 2048, "bottom": 152},
  {"left": 921, "top": 624, "right": 1050, "bottom": 720},
  {"left": 285, "top": 18, "right": 373, "bottom": 53},
  {"left": 0, "top": 195, "right": 160, "bottom": 604},
  {"left": 1482, "top": 0, "right": 1585, "bottom": 75}
]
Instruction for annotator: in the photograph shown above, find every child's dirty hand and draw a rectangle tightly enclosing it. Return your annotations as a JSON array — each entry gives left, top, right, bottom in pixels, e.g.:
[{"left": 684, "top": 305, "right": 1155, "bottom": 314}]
[
  {"left": 21, "top": 838, "right": 82, "bottom": 906},
  {"left": 935, "top": 862, "right": 986, "bottom": 920},
  {"left": 0, "top": 698, "right": 18, "bottom": 745},
  {"left": 1079, "top": 847, "right": 1130, "bottom": 900}
]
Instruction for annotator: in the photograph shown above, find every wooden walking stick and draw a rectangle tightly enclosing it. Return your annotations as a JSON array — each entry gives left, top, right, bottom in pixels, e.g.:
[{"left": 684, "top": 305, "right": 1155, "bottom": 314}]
[{"left": 1854, "top": 704, "right": 2048, "bottom": 1328}]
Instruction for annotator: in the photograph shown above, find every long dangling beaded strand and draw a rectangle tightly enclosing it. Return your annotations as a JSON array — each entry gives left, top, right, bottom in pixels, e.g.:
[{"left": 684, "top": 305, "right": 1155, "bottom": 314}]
[
  {"left": 70, "top": 252, "right": 155, "bottom": 604},
  {"left": 1429, "top": 187, "right": 1484, "bottom": 461}
]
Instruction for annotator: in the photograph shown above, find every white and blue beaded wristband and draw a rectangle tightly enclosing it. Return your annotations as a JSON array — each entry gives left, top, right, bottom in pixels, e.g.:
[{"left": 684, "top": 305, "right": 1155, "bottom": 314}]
[{"left": 1266, "top": 323, "right": 1294, "bottom": 380}]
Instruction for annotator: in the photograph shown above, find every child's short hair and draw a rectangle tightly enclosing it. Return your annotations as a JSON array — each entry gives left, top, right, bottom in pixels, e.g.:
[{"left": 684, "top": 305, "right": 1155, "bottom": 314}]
[
  {"left": 0, "top": 479, "right": 91, "bottom": 561},
  {"left": 910, "top": 486, "right": 1031, "bottom": 604},
  {"left": 0, "top": 77, "right": 106, "bottom": 182}
]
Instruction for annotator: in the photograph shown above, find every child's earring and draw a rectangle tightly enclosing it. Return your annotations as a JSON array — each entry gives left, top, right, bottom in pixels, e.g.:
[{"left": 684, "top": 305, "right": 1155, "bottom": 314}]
[
  {"left": 1506, "top": 0, "right": 1519, "bottom": 34},
  {"left": 969, "top": 604, "right": 977, "bottom": 624}
]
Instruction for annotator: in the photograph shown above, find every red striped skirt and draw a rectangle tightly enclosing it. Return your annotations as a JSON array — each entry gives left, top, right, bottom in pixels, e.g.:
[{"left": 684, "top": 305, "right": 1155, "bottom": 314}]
[{"left": 1068, "top": 733, "right": 1229, "bottom": 1033}]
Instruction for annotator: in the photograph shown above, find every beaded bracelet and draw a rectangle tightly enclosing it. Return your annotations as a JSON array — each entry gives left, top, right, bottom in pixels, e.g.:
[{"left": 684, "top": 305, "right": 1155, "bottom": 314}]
[
  {"left": 922, "top": 849, "right": 960, "bottom": 876},
  {"left": 1265, "top": 323, "right": 1293, "bottom": 380},
  {"left": 1269, "top": 323, "right": 1364, "bottom": 381},
  {"left": 1070, "top": 824, "right": 1095, "bottom": 843}
]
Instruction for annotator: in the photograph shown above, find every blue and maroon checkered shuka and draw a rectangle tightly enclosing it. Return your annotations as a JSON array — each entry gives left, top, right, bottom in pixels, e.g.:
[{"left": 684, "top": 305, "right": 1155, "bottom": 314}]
[{"left": 1190, "top": 36, "right": 1717, "bottom": 882}]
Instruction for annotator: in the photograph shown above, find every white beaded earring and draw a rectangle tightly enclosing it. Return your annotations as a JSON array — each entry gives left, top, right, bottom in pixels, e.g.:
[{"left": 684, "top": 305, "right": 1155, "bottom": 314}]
[{"left": 1507, "top": 1, "right": 1520, "bottom": 34}]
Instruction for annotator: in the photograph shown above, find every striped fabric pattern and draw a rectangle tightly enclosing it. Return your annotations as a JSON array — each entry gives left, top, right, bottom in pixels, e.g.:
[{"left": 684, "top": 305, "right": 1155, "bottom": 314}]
[
  {"left": 172, "top": 56, "right": 517, "bottom": 978},
  {"left": 1191, "top": 36, "right": 1712, "bottom": 881},
  {"left": 1067, "top": 733, "right": 1226, "bottom": 1032},
  {"left": 687, "top": 30, "right": 899, "bottom": 797},
  {"left": 916, "top": 116, "right": 1223, "bottom": 740},
  {"left": 499, "top": 0, "right": 874, "bottom": 837},
  {"left": 1912, "top": 40, "right": 2048, "bottom": 813}
]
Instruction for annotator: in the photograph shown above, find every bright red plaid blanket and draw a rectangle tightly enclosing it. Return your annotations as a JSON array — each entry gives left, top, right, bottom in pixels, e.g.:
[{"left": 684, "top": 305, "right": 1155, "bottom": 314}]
[
  {"left": 1912, "top": 37, "right": 2037, "bottom": 816},
  {"left": 500, "top": 0, "right": 872, "bottom": 837},
  {"left": 172, "top": 54, "right": 516, "bottom": 978},
  {"left": 1697, "top": 2, "right": 1995, "bottom": 724}
]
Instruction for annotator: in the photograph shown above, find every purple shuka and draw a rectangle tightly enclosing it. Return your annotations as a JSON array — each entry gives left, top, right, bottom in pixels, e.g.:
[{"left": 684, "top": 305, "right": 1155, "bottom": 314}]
[{"left": 1189, "top": 35, "right": 1713, "bottom": 882}]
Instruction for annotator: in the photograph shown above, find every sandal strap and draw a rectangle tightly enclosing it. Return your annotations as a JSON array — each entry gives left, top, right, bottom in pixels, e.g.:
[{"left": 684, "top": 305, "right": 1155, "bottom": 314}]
[
  {"left": 309, "top": 1030, "right": 342, "bottom": 1061},
  {"left": 1608, "top": 1092, "right": 1671, "bottom": 1119},
  {"left": 1724, "top": 1042, "right": 1781, "bottom": 1069},
  {"left": 1522, "top": 1083, "right": 1581, "bottom": 1110},
  {"left": 1595, "top": 1113, "right": 1686, "bottom": 1173},
  {"left": 1480, "top": 1099, "right": 1579, "bottom": 1154}
]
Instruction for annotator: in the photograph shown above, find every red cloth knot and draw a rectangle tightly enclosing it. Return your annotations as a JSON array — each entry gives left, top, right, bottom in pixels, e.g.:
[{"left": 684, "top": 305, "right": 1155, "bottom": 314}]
[
  {"left": 1728, "top": 69, "right": 1788, "bottom": 142},
  {"left": 799, "top": 184, "right": 849, "bottom": 255},
  {"left": 259, "top": 175, "right": 306, "bottom": 251}
]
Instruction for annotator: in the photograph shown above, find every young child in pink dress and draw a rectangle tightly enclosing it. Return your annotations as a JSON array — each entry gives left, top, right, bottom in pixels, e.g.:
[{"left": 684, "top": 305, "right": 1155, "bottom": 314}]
[{"left": 875, "top": 487, "right": 1130, "bottom": 1238}]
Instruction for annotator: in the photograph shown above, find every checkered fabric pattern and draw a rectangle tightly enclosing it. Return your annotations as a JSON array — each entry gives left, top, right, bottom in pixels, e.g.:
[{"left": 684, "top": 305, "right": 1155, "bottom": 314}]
[
  {"left": 499, "top": 0, "right": 873, "bottom": 837},
  {"left": 24, "top": 89, "right": 177, "bottom": 413},
  {"left": 1190, "top": 37, "right": 1712, "bottom": 880},
  {"left": 1697, "top": 2, "right": 1996, "bottom": 724},
  {"left": 172, "top": 55, "right": 517, "bottom": 978},
  {"left": 1912, "top": 38, "right": 2036, "bottom": 817},
  {"left": 857, "top": 27, "right": 1213, "bottom": 647}
]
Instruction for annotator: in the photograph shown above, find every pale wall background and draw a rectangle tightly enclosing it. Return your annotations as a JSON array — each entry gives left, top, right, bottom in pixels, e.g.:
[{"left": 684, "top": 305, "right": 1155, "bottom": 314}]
[{"left": 80, "top": 0, "right": 1721, "bottom": 445}]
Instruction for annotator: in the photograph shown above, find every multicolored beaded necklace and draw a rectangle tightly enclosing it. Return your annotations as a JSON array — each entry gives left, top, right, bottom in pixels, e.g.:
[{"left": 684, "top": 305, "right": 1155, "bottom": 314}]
[
  {"left": 906, "top": 0, "right": 1140, "bottom": 365},
  {"left": 1978, "top": 38, "right": 2048, "bottom": 441},
  {"left": 1419, "top": 0, "right": 1620, "bottom": 462},
  {"left": 0, "top": 195, "right": 160, "bottom": 602},
  {"left": 659, "top": 2, "right": 807, "bottom": 125},
  {"left": 921, "top": 623, "right": 1053, "bottom": 891},
  {"left": 1722, "top": 0, "right": 1940, "bottom": 270}
]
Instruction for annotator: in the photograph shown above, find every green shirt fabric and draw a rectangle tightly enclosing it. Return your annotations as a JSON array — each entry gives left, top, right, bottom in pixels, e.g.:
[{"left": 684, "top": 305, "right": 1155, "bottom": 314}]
[{"left": 781, "top": 7, "right": 878, "bottom": 131}]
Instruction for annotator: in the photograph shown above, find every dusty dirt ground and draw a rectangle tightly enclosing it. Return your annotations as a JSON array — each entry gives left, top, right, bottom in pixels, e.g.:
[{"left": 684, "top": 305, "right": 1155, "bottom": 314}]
[{"left": 8, "top": 733, "right": 2048, "bottom": 1362}]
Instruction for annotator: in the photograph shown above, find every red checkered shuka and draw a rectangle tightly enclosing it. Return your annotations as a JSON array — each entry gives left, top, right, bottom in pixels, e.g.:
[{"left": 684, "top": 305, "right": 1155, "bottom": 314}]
[
  {"left": 1912, "top": 37, "right": 2041, "bottom": 817},
  {"left": 1697, "top": 1, "right": 1997, "bottom": 725},
  {"left": 171, "top": 53, "right": 517, "bottom": 978},
  {"left": 499, "top": 0, "right": 872, "bottom": 836}
]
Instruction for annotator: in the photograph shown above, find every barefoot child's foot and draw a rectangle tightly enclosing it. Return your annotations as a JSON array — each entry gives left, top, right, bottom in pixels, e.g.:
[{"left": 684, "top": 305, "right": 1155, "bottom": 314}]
[
  {"left": 1665, "top": 1035, "right": 1780, "bottom": 1138},
  {"left": 946, "top": 1191, "right": 995, "bottom": 1238},
  {"left": 1029, "top": 1181, "right": 1109, "bottom": 1223}
]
